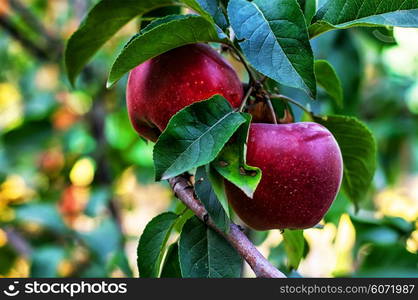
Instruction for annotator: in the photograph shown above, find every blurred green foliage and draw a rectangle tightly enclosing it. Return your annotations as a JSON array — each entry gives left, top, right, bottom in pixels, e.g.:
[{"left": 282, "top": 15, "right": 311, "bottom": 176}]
[{"left": 0, "top": 0, "right": 417, "bottom": 278}]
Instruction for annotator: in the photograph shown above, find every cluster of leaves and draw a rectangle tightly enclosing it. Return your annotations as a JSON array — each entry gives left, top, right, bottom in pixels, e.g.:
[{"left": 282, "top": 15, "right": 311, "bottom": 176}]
[{"left": 66, "top": 0, "right": 418, "bottom": 277}]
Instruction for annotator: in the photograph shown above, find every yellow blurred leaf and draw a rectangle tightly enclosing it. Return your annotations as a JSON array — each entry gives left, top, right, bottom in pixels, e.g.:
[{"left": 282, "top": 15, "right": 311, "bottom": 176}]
[
  {"left": 69, "top": 157, "right": 96, "bottom": 187},
  {"left": 0, "top": 83, "right": 23, "bottom": 132},
  {"left": 35, "top": 64, "right": 59, "bottom": 91},
  {"left": 0, "top": 228, "right": 7, "bottom": 247}
]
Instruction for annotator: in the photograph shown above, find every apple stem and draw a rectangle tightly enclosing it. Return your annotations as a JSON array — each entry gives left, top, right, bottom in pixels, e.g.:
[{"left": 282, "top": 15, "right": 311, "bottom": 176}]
[
  {"left": 270, "top": 94, "right": 313, "bottom": 118},
  {"left": 169, "top": 174, "right": 287, "bottom": 278},
  {"left": 239, "top": 85, "right": 254, "bottom": 112},
  {"left": 264, "top": 95, "right": 278, "bottom": 124}
]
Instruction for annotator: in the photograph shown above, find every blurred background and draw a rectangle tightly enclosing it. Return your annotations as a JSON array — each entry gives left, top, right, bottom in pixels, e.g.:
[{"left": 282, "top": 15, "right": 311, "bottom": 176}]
[{"left": 0, "top": 0, "right": 417, "bottom": 277}]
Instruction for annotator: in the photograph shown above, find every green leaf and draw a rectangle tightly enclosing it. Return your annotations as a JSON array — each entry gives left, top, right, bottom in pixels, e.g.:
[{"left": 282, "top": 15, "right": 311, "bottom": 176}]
[
  {"left": 65, "top": 0, "right": 175, "bottom": 85},
  {"left": 125, "top": 140, "right": 154, "bottom": 168},
  {"left": 315, "top": 115, "right": 377, "bottom": 205},
  {"left": 30, "top": 246, "right": 66, "bottom": 277},
  {"left": 195, "top": 166, "right": 230, "bottom": 233},
  {"left": 107, "top": 251, "right": 134, "bottom": 277},
  {"left": 137, "top": 212, "right": 178, "bottom": 278},
  {"left": 297, "top": 0, "right": 317, "bottom": 24},
  {"left": 0, "top": 246, "right": 18, "bottom": 275},
  {"left": 64, "top": 123, "right": 96, "bottom": 155},
  {"left": 268, "top": 243, "right": 288, "bottom": 271},
  {"left": 213, "top": 113, "right": 261, "bottom": 198},
  {"left": 79, "top": 218, "right": 122, "bottom": 264},
  {"left": 314, "top": 60, "right": 343, "bottom": 108},
  {"left": 228, "top": 0, "right": 316, "bottom": 97},
  {"left": 139, "top": 14, "right": 188, "bottom": 35},
  {"left": 356, "top": 243, "right": 418, "bottom": 277},
  {"left": 84, "top": 186, "right": 111, "bottom": 217},
  {"left": 304, "top": 0, "right": 317, "bottom": 24},
  {"left": 105, "top": 110, "right": 140, "bottom": 150},
  {"left": 181, "top": 0, "right": 228, "bottom": 29},
  {"left": 181, "top": 0, "right": 221, "bottom": 19},
  {"left": 207, "top": 166, "right": 231, "bottom": 217},
  {"left": 283, "top": 229, "right": 305, "bottom": 270},
  {"left": 153, "top": 95, "right": 246, "bottom": 180},
  {"left": 140, "top": 6, "right": 182, "bottom": 29},
  {"left": 15, "top": 203, "right": 68, "bottom": 234},
  {"left": 161, "top": 243, "right": 182, "bottom": 278},
  {"left": 179, "top": 216, "right": 242, "bottom": 278},
  {"left": 128, "top": 14, "right": 217, "bottom": 53},
  {"left": 250, "top": 230, "right": 269, "bottom": 246},
  {"left": 310, "top": 0, "right": 418, "bottom": 38},
  {"left": 173, "top": 209, "right": 195, "bottom": 233},
  {"left": 318, "top": 31, "right": 363, "bottom": 113},
  {"left": 107, "top": 15, "right": 227, "bottom": 87}
]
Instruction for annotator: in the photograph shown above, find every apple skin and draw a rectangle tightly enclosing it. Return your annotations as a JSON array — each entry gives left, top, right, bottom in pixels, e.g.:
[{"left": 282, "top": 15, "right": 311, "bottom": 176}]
[
  {"left": 224, "top": 122, "right": 343, "bottom": 230},
  {"left": 126, "top": 43, "right": 244, "bottom": 141}
]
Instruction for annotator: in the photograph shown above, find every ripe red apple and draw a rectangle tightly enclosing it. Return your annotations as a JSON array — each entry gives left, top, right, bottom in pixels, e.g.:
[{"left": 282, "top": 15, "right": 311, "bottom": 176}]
[
  {"left": 126, "top": 43, "right": 244, "bottom": 141},
  {"left": 224, "top": 122, "right": 343, "bottom": 230}
]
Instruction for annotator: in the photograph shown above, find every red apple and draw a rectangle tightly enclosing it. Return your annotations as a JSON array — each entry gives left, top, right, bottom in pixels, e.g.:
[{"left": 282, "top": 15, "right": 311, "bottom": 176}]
[
  {"left": 126, "top": 43, "right": 244, "bottom": 141},
  {"left": 225, "top": 122, "right": 343, "bottom": 230}
]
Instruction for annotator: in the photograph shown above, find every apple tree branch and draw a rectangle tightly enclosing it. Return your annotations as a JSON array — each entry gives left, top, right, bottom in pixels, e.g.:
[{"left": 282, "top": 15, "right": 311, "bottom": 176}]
[{"left": 169, "top": 174, "right": 286, "bottom": 278}]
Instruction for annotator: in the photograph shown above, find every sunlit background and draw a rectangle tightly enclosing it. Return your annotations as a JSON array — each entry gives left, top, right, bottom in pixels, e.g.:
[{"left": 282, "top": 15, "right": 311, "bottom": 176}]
[{"left": 0, "top": 0, "right": 417, "bottom": 277}]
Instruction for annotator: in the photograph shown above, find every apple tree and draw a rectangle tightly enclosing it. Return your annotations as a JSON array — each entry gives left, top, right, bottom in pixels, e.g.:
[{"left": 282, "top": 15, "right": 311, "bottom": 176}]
[{"left": 65, "top": 0, "right": 418, "bottom": 278}]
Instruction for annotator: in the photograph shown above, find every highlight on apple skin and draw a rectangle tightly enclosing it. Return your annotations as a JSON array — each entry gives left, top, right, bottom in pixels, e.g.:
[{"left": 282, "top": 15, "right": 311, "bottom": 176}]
[
  {"left": 126, "top": 43, "right": 244, "bottom": 141},
  {"left": 224, "top": 122, "right": 343, "bottom": 230}
]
